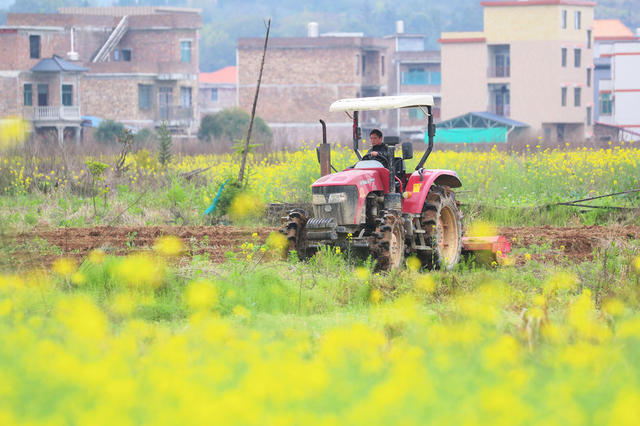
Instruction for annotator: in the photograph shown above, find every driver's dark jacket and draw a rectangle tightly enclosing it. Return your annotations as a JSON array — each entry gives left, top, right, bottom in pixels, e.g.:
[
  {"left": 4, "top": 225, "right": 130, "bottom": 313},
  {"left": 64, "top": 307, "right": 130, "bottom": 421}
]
[{"left": 368, "top": 143, "right": 391, "bottom": 164}]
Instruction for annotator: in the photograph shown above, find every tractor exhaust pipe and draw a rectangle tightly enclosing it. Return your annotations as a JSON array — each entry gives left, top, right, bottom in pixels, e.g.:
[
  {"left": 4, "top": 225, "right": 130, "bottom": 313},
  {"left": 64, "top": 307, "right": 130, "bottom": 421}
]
[{"left": 317, "top": 120, "right": 331, "bottom": 176}]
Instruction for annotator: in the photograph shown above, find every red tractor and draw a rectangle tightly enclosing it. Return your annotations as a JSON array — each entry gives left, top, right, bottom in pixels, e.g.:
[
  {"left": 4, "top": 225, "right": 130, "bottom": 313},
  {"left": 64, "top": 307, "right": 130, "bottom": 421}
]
[{"left": 281, "top": 95, "right": 510, "bottom": 270}]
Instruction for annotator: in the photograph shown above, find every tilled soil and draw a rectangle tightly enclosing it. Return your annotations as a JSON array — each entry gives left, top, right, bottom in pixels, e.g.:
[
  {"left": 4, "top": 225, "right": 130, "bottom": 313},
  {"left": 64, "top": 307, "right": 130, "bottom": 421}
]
[{"left": 4, "top": 224, "right": 640, "bottom": 270}]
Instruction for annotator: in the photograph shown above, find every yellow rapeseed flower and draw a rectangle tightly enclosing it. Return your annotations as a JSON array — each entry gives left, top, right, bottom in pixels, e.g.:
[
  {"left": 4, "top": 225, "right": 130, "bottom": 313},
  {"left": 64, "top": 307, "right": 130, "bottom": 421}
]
[
  {"left": 153, "top": 235, "right": 186, "bottom": 257},
  {"left": 52, "top": 257, "right": 77, "bottom": 277},
  {"left": 185, "top": 279, "right": 218, "bottom": 311},
  {"left": 88, "top": 249, "right": 106, "bottom": 264}
]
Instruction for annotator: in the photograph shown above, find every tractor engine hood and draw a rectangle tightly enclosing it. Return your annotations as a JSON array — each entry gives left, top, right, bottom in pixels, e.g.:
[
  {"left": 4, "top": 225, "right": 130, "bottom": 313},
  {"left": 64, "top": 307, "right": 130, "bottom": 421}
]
[{"left": 311, "top": 168, "right": 389, "bottom": 225}]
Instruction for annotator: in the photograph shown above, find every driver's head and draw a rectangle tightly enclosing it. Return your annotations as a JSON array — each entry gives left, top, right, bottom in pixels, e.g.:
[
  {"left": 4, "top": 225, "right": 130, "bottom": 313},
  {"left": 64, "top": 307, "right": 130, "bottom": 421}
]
[{"left": 370, "top": 129, "right": 383, "bottom": 146}]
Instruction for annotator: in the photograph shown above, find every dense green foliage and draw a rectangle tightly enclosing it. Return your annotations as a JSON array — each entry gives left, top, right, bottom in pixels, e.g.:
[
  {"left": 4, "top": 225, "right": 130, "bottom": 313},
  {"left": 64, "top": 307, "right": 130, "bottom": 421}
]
[
  {"left": 198, "top": 108, "right": 273, "bottom": 147},
  {"left": 157, "top": 123, "right": 172, "bottom": 166},
  {"left": 95, "top": 119, "right": 124, "bottom": 145}
]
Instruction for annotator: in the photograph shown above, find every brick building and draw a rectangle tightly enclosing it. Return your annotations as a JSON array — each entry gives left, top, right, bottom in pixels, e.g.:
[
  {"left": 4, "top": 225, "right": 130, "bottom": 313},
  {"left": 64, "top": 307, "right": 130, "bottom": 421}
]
[
  {"left": 0, "top": 6, "right": 201, "bottom": 143},
  {"left": 237, "top": 22, "right": 440, "bottom": 146},
  {"left": 199, "top": 66, "right": 237, "bottom": 116},
  {"left": 439, "top": 0, "right": 595, "bottom": 143}
]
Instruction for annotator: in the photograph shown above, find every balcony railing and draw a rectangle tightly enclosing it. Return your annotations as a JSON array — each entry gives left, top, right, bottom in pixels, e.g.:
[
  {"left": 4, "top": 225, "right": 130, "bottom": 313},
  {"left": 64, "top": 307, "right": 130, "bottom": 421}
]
[
  {"left": 401, "top": 71, "right": 441, "bottom": 86},
  {"left": 488, "top": 104, "right": 510, "bottom": 117},
  {"left": 24, "top": 106, "right": 81, "bottom": 121},
  {"left": 155, "top": 106, "right": 193, "bottom": 123},
  {"left": 487, "top": 66, "right": 510, "bottom": 78}
]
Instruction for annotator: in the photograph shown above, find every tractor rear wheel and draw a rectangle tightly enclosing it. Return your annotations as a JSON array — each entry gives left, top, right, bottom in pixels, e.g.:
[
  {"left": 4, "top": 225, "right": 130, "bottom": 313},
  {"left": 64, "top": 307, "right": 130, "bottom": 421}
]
[
  {"left": 280, "top": 209, "right": 309, "bottom": 260},
  {"left": 374, "top": 210, "right": 405, "bottom": 270},
  {"left": 419, "top": 186, "right": 463, "bottom": 270}
]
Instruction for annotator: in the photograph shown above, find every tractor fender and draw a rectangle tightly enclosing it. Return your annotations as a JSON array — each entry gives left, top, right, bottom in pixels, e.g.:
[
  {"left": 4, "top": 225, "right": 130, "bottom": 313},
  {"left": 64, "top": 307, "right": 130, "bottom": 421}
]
[{"left": 402, "top": 169, "right": 462, "bottom": 214}]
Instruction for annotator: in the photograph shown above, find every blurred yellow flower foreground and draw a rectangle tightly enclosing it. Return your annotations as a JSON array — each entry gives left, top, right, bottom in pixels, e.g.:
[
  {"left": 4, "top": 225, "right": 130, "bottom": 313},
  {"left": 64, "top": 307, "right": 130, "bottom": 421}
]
[{"left": 0, "top": 239, "right": 640, "bottom": 425}]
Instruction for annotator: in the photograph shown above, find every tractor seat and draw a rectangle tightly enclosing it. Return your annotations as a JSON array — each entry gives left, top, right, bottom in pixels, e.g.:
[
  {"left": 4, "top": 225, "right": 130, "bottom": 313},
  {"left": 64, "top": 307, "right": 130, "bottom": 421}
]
[{"left": 383, "top": 136, "right": 400, "bottom": 146}]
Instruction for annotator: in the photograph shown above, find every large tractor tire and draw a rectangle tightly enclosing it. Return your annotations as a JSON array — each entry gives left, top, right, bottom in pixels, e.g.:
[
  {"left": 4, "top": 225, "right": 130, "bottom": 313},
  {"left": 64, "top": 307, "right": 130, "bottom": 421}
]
[
  {"left": 419, "top": 185, "right": 463, "bottom": 270},
  {"left": 280, "top": 209, "right": 309, "bottom": 260},
  {"left": 373, "top": 210, "right": 405, "bottom": 271}
]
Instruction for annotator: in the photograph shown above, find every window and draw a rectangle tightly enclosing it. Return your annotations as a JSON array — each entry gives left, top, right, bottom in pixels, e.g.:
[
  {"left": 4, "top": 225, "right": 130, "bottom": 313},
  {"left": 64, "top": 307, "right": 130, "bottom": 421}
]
[
  {"left": 587, "top": 30, "right": 592, "bottom": 49},
  {"left": 587, "top": 106, "right": 592, "bottom": 126},
  {"left": 600, "top": 93, "right": 613, "bottom": 115},
  {"left": 362, "top": 55, "right": 366, "bottom": 75},
  {"left": 29, "top": 35, "right": 40, "bottom": 59},
  {"left": 574, "top": 11, "right": 581, "bottom": 29},
  {"left": 23, "top": 84, "right": 33, "bottom": 106},
  {"left": 180, "top": 41, "right": 191, "bottom": 63},
  {"left": 115, "top": 49, "right": 132, "bottom": 62},
  {"left": 574, "top": 87, "right": 581, "bottom": 106},
  {"left": 211, "top": 88, "right": 218, "bottom": 101},
  {"left": 561, "top": 87, "right": 567, "bottom": 106},
  {"left": 561, "top": 10, "right": 567, "bottom": 29},
  {"left": 37, "top": 84, "right": 48, "bottom": 106},
  {"left": 138, "top": 84, "right": 152, "bottom": 110},
  {"left": 356, "top": 54, "right": 360, "bottom": 75},
  {"left": 574, "top": 49, "right": 581, "bottom": 67},
  {"left": 61, "top": 84, "right": 73, "bottom": 106},
  {"left": 180, "top": 87, "right": 192, "bottom": 107},
  {"left": 561, "top": 48, "right": 567, "bottom": 67},
  {"left": 401, "top": 69, "right": 441, "bottom": 85},
  {"left": 381, "top": 55, "right": 385, "bottom": 76},
  {"left": 587, "top": 68, "right": 591, "bottom": 87},
  {"left": 408, "top": 108, "right": 425, "bottom": 120}
]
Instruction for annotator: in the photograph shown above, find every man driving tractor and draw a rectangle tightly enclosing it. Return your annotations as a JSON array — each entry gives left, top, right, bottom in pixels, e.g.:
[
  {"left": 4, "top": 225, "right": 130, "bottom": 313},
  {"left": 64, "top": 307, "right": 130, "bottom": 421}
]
[{"left": 365, "top": 129, "right": 391, "bottom": 166}]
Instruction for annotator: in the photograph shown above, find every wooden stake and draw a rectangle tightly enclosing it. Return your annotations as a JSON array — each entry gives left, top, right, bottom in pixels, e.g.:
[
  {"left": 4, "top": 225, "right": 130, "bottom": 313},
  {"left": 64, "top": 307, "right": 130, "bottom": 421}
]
[{"left": 238, "top": 18, "right": 271, "bottom": 184}]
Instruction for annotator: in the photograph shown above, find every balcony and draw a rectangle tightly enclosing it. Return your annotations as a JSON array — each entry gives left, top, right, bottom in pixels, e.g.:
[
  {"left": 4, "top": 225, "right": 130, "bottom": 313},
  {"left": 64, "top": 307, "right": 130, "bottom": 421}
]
[
  {"left": 155, "top": 106, "right": 193, "bottom": 126},
  {"left": 24, "top": 106, "right": 81, "bottom": 123},
  {"left": 401, "top": 71, "right": 441, "bottom": 86}
]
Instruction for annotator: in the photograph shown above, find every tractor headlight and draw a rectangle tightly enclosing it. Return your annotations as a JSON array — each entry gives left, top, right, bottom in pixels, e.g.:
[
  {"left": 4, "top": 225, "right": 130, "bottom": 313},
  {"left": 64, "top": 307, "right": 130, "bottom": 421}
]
[
  {"left": 312, "top": 194, "right": 326, "bottom": 205},
  {"left": 328, "top": 192, "right": 347, "bottom": 203}
]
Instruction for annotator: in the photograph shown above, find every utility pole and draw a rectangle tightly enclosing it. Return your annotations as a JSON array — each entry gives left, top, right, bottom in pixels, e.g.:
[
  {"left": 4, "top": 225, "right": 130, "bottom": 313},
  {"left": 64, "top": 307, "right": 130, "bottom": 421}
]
[{"left": 238, "top": 18, "right": 270, "bottom": 184}]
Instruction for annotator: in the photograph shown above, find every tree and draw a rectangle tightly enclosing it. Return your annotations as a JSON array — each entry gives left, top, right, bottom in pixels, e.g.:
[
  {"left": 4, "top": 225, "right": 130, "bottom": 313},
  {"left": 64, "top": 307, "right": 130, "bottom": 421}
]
[
  {"left": 198, "top": 108, "right": 272, "bottom": 148},
  {"left": 157, "top": 122, "right": 172, "bottom": 166},
  {"left": 95, "top": 120, "right": 125, "bottom": 145}
]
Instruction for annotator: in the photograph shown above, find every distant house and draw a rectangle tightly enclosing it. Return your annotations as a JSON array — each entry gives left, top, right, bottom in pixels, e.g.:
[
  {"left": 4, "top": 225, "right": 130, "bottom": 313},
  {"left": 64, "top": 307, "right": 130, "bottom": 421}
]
[
  {"left": 199, "top": 66, "right": 237, "bottom": 117},
  {"left": 0, "top": 6, "right": 202, "bottom": 143},
  {"left": 440, "top": 0, "right": 596, "bottom": 144},
  {"left": 237, "top": 21, "right": 440, "bottom": 146},
  {"left": 592, "top": 19, "right": 640, "bottom": 140}
]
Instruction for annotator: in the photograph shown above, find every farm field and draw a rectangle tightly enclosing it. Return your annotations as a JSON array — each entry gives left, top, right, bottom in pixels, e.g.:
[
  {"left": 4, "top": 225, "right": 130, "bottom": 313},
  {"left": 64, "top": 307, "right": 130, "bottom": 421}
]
[{"left": 1, "top": 126, "right": 640, "bottom": 423}]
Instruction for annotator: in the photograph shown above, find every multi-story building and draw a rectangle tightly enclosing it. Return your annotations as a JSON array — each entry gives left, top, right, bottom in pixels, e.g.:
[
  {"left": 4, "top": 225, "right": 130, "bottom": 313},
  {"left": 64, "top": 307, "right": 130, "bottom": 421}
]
[
  {"left": 440, "top": 0, "right": 595, "bottom": 143},
  {"left": 593, "top": 20, "right": 640, "bottom": 139},
  {"left": 199, "top": 66, "right": 237, "bottom": 117},
  {"left": 237, "top": 22, "right": 440, "bottom": 146},
  {"left": 0, "top": 6, "right": 201, "bottom": 143},
  {"left": 386, "top": 28, "right": 442, "bottom": 140}
]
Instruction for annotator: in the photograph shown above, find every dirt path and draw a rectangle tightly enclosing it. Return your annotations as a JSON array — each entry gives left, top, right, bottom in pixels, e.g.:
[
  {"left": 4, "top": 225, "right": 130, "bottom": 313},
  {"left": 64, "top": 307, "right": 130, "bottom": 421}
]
[{"left": 5, "top": 225, "right": 639, "bottom": 270}]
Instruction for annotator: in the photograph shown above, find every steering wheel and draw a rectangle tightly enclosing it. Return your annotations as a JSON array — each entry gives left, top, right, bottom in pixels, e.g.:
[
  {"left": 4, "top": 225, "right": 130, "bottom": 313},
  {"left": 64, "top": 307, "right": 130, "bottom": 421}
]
[{"left": 362, "top": 152, "right": 390, "bottom": 168}]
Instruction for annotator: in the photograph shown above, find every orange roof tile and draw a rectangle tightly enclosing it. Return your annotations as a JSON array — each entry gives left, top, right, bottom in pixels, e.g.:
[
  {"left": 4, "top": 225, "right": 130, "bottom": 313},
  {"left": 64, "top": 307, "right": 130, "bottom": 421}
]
[
  {"left": 199, "top": 66, "right": 236, "bottom": 84},
  {"left": 593, "top": 19, "right": 636, "bottom": 41}
]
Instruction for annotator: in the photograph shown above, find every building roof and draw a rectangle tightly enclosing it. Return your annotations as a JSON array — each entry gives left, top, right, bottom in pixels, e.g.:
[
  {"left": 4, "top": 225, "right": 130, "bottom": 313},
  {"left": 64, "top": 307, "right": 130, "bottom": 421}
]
[
  {"left": 593, "top": 19, "right": 637, "bottom": 41},
  {"left": 438, "top": 111, "right": 528, "bottom": 129},
  {"left": 199, "top": 66, "right": 237, "bottom": 84},
  {"left": 31, "top": 55, "right": 88, "bottom": 73},
  {"left": 480, "top": 1, "right": 596, "bottom": 6},
  {"left": 58, "top": 6, "right": 201, "bottom": 16}
]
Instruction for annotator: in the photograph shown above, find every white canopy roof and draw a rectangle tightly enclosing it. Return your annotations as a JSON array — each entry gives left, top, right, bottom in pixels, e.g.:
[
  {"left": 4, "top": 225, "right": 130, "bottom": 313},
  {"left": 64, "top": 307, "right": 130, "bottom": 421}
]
[{"left": 329, "top": 95, "right": 434, "bottom": 112}]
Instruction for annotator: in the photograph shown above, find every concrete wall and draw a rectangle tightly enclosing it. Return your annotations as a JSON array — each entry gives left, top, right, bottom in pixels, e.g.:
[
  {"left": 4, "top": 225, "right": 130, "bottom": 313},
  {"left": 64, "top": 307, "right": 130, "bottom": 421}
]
[
  {"left": 484, "top": 3, "right": 593, "bottom": 43},
  {"left": 440, "top": 41, "right": 487, "bottom": 120}
]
